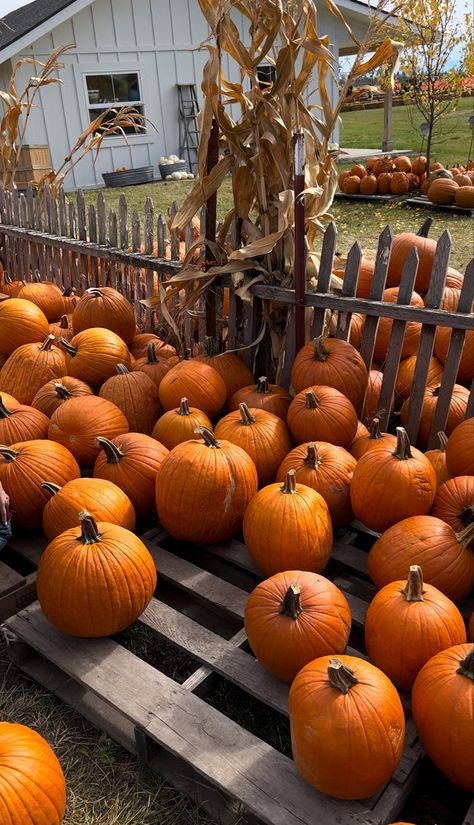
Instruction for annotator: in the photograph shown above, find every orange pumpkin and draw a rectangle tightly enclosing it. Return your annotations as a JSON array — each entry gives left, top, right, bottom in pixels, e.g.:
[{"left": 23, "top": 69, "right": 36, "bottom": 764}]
[
  {"left": 365, "top": 565, "right": 466, "bottom": 690},
  {"left": 289, "top": 655, "right": 405, "bottom": 799},
  {"left": 434, "top": 327, "right": 473, "bottom": 383},
  {"left": 0, "top": 273, "right": 25, "bottom": 297},
  {"left": 0, "top": 334, "right": 66, "bottom": 405},
  {"left": 276, "top": 441, "right": 356, "bottom": 528},
  {"left": 151, "top": 397, "right": 212, "bottom": 450},
  {"left": 195, "top": 351, "right": 254, "bottom": 403},
  {"left": 349, "top": 416, "right": 397, "bottom": 460},
  {"left": 428, "top": 178, "right": 459, "bottom": 204},
  {"left": 0, "top": 298, "right": 50, "bottom": 357},
  {"left": 431, "top": 475, "right": 474, "bottom": 534},
  {"left": 228, "top": 376, "right": 291, "bottom": 421},
  {"left": 359, "top": 174, "right": 377, "bottom": 195},
  {"left": 42, "top": 476, "right": 136, "bottom": 542},
  {"left": 0, "top": 396, "right": 49, "bottom": 445},
  {"left": 61, "top": 327, "right": 131, "bottom": 388},
  {"left": 350, "top": 427, "right": 437, "bottom": 532},
  {"left": 362, "top": 369, "right": 385, "bottom": 423},
  {"left": 395, "top": 355, "right": 444, "bottom": 401},
  {"left": 424, "top": 431, "right": 450, "bottom": 487},
  {"left": 372, "top": 287, "right": 424, "bottom": 364},
  {"left": 31, "top": 376, "right": 94, "bottom": 418},
  {"left": 99, "top": 363, "right": 162, "bottom": 435},
  {"left": 130, "top": 342, "right": 177, "bottom": 390},
  {"left": 159, "top": 360, "right": 226, "bottom": 418},
  {"left": 386, "top": 232, "right": 437, "bottom": 292},
  {"left": 94, "top": 433, "right": 168, "bottom": 517},
  {"left": 243, "top": 470, "right": 332, "bottom": 576},
  {"left": 245, "top": 571, "right": 351, "bottom": 683},
  {"left": 412, "top": 155, "right": 427, "bottom": 175},
  {"left": 130, "top": 333, "right": 177, "bottom": 361},
  {"left": 48, "top": 314, "right": 74, "bottom": 345},
  {"left": 401, "top": 383, "right": 469, "bottom": 450},
  {"left": 287, "top": 386, "right": 358, "bottom": 448},
  {"left": 411, "top": 644, "right": 474, "bottom": 792},
  {"left": 291, "top": 336, "right": 368, "bottom": 407},
  {"left": 48, "top": 395, "right": 129, "bottom": 467},
  {"left": 445, "top": 418, "right": 474, "bottom": 476},
  {"left": 377, "top": 172, "right": 392, "bottom": 194},
  {"left": 455, "top": 186, "right": 474, "bottom": 208},
  {"left": 390, "top": 171, "right": 409, "bottom": 194},
  {"left": 394, "top": 155, "right": 412, "bottom": 173},
  {"left": 17, "top": 278, "right": 65, "bottom": 322},
  {"left": 342, "top": 175, "right": 360, "bottom": 194},
  {"left": 72, "top": 286, "right": 136, "bottom": 343}
]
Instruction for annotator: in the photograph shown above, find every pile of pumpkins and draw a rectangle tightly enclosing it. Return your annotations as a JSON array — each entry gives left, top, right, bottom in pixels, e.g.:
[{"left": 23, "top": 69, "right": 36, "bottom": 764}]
[
  {"left": 338, "top": 154, "right": 474, "bottom": 206},
  {"left": 0, "top": 245, "right": 472, "bottom": 821}
]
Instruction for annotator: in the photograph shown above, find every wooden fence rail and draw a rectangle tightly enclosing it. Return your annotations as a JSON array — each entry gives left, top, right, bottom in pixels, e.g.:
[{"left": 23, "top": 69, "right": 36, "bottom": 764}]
[{"left": 0, "top": 184, "right": 472, "bottom": 450}]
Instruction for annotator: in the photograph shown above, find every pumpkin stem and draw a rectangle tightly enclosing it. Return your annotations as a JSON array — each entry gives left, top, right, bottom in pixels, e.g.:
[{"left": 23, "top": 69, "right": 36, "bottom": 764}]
[
  {"left": 147, "top": 342, "right": 158, "bottom": 363},
  {"left": 3, "top": 273, "right": 12, "bottom": 285},
  {"left": 431, "top": 386, "right": 441, "bottom": 398},
  {"left": 280, "top": 469, "right": 297, "bottom": 494},
  {"left": 368, "top": 417, "right": 383, "bottom": 440},
  {"left": 239, "top": 402, "right": 256, "bottom": 425},
  {"left": 85, "top": 287, "right": 103, "bottom": 297},
  {"left": 53, "top": 382, "right": 72, "bottom": 400},
  {"left": 79, "top": 510, "right": 102, "bottom": 544},
  {"left": 195, "top": 426, "right": 220, "bottom": 448},
  {"left": 96, "top": 436, "right": 124, "bottom": 464},
  {"left": 393, "top": 427, "right": 413, "bottom": 460},
  {"left": 178, "top": 398, "right": 191, "bottom": 416},
  {"left": 59, "top": 314, "right": 69, "bottom": 329},
  {"left": 0, "top": 397, "right": 12, "bottom": 419},
  {"left": 401, "top": 565, "right": 425, "bottom": 602},
  {"left": 457, "top": 648, "right": 474, "bottom": 682},
  {"left": 41, "top": 482, "right": 61, "bottom": 496},
  {"left": 313, "top": 336, "right": 329, "bottom": 362},
  {"left": 255, "top": 376, "right": 270, "bottom": 394},
  {"left": 458, "top": 505, "right": 474, "bottom": 527},
  {"left": 280, "top": 583, "right": 303, "bottom": 619},
  {"left": 33, "top": 269, "right": 42, "bottom": 282},
  {"left": 304, "top": 442, "right": 319, "bottom": 469},
  {"left": 115, "top": 363, "right": 129, "bottom": 375},
  {"left": 305, "top": 390, "right": 319, "bottom": 409},
  {"left": 437, "top": 432, "right": 448, "bottom": 451},
  {"left": 0, "top": 446, "right": 19, "bottom": 462},
  {"left": 40, "top": 334, "right": 56, "bottom": 351},
  {"left": 62, "top": 286, "right": 75, "bottom": 297},
  {"left": 456, "top": 520, "right": 474, "bottom": 546},
  {"left": 60, "top": 338, "right": 77, "bottom": 356},
  {"left": 327, "top": 658, "right": 359, "bottom": 693}
]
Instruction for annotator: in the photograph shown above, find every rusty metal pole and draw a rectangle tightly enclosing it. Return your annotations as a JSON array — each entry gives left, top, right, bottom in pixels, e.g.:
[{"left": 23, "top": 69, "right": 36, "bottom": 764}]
[{"left": 293, "top": 130, "right": 306, "bottom": 353}]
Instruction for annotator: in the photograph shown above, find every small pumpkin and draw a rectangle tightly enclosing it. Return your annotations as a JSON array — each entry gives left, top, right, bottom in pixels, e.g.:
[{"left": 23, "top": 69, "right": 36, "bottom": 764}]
[
  {"left": 390, "top": 171, "right": 409, "bottom": 194},
  {"left": 424, "top": 431, "right": 450, "bottom": 487},
  {"left": 243, "top": 469, "right": 332, "bottom": 577},
  {"left": 445, "top": 418, "right": 474, "bottom": 477},
  {"left": 349, "top": 420, "right": 369, "bottom": 447},
  {"left": 287, "top": 386, "right": 358, "bottom": 448},
  {"left": 72, "top": 286, "right": 136, "bottom": 343},
  {"left": 365, "top": 564, "right": 466, "bottom": 690},
  {"left": 0, "top": 334, "right": 66, "bottom": 404},
  {"left": 377, "top": 172, "right": 392, "bottom": 194},
  {"left": 37, "top": 511, "right": 157, "bottom": 637},
  {"left": 0, "top": 722, "right": 66, "bottom": 825},
  {"left": 228, "top": 376, "right": 291, "bottom": 421},
  {"left": 350, "top": 427, "right": 437, "bottom": 532},
  {"left": 31, "top": 376, "right": 94, "bottom": 418},
  {"left": 245, "top": 571, "right": 351, "bottom": 683},
  {"left": 411, "top": 644, "right": 474, "bottom": 792},
  {"left": 155, "top": 426, "right": 258, "bottom": 543},
  {"left": 130, "top": 341, "right": 178, "bottom": 390},
  {"left": 129, "top": 333, "right": 177, "bottom": 360},
  {"left": 395, "top": 355, "right": 443, "bottom": 401},
  {"left": 291, "top": 336, "right": 368, "bottom": 407},
  {"left": 373, "top": 156, "right": 394, "bottom": 176},
  {"left": 159, "top": 360, "right": 226, "bottom": 418},
  {"left": 0, "top": 396, "right": 49, "bottom": 445},
  {"left": 394, "top": 155, "right": 412, "bottom": 173},
  {"left": 349, "top": 416, "right": 397, "bottom": 460},
  {"left": 17, "top": 277, "right": 65, "bottom": 322},
  {"left": 99, "top": 363, "right": 162, "bottom": 434},
  {"left": 401, "top": 383, "right": 469, "bottom": 451},
  {"left": 350, "top": 163, "right": 366, "bottom": 178},
  {"left": 214, "top": 402, "right": 292, "bottom": 487},
  {"left": 276, "top": 441, "right": 356, "bottom": 528},
  {"left": 412, "top": 155, "right": 427, "bottom": 176},
  {"left": 431, "top": 475, "right": 474, "bottom": 535},
  {"left": 359, "top": 174, "right": 377, "bottom": 195},
  {"left": 455, "top": 186, "right": 474, "bottom": 208},
  {"left": 42, "top": 476, "right": 136, "bottom": 542},
  {"left": 367, "top": 515, "right": 474, "bottom": 602},
  {"left": 338, "top": 170, "right": 351, "bottom": 190},
  {"left": 342, "top": 175, "right": 360, "bottom": 194},
  {"left": 289, "top": 655, "right": 405, "bottom": 799},
  {"left": 195, "top": 349, "right": 254, "bottom": 403},
  {"left": 151, "top": 397, "right": 212, "bottom": 450},
  {"left": 61, "top": 327, "right": 131, "bottom": 388},
  {"left": 94, "top": 433, "right": 168, "bottom": 517},
  {"left": 48, "top": 395, "right": 129, "bottom": 467},
  {"left": 454, "top": 173, "right": 472, "bottom": 187},
  {"left": 0, "top": 273, "right": 25, "bottom": 297}
]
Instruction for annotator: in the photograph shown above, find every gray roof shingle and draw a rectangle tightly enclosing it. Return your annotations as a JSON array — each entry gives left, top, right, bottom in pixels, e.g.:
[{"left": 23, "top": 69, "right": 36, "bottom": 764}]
[{"left": 0, "top": 0, "right": 79, "bottom": 54}]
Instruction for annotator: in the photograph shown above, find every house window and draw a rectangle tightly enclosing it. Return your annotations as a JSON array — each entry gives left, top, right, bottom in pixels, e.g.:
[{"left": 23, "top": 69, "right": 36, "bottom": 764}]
[
  {"left": 85, "top": 72, "right": 144, "bottom": 134},
  {"left": 257, "top": 64, "right": 276, "bottom": 89}
]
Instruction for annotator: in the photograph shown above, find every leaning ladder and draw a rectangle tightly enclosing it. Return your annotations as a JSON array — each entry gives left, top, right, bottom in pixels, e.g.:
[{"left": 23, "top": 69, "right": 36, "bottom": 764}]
[{"left": 177, "top": 84, "right": 200, "bottom": 174}]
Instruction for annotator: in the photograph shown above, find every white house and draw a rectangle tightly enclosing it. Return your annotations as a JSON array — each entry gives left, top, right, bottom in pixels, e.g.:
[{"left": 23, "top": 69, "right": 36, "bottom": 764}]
[{"left": 0, "top": 0, "right": 374, "bottom": 190}]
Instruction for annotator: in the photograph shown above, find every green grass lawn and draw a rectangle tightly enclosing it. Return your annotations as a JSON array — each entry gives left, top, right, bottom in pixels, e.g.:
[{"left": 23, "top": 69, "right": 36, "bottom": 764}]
[{"left": 339, "top": 96, "right": 474, "bottom": 169}]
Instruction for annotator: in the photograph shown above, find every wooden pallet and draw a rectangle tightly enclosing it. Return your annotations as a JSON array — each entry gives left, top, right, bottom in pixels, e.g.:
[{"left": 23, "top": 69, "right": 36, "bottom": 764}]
[
  {"left": 334, "top": 192, "right": 407, "bottom": 203},
  {"left": 404, "top": 196, "right": 474, "bottom": 216},
  {"left": 0, "top": 532, "right": 41, "bottom": 622},
  {"left": 7, "top": 520, "right": 464, "bottom": 825}
]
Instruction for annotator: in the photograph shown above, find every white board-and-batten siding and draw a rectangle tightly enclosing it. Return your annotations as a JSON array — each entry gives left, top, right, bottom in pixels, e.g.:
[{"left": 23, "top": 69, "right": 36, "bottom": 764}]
[{"left": 2, "top": 0, "right": 370, "bottom": 190}]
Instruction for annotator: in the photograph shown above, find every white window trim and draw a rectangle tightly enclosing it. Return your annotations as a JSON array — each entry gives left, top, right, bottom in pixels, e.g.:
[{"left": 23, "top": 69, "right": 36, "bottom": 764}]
[{"left": 73, "top": 60, "right": 154, "bottom": 147}]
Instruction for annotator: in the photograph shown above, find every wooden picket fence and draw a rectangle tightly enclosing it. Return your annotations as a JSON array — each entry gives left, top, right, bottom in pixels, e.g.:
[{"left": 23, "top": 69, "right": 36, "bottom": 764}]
[{"left": 0, "top": 184, "right": 472, "bottom": 450}]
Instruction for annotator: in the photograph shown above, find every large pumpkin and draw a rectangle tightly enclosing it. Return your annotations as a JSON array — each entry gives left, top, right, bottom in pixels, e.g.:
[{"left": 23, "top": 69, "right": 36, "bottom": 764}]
[
  {"left": 48, "top": 395, "right": 129, "bottom": 467},
  {"left": 287, "top": 386, "right": 358, "bottom": 448},
  {"left": 159, "top": 360, "right": 226, "bottom": 418},
  {"left": 350, "top": 427, "right": 437, "bottom": 532},
  {"left": 395, "top": 355, "right": 444, "bottom": 401},
  {"left": 367, "top": 515, "right": 474, "bottom": 602},
  {"left": 151, "top": 397, "right": 212, "bottom": 450},
  {"left": 37, "top": 512, "right": 157, "bottom": 637},
  {"left": 155, "top": 426, "right": 258, "bottom": 543},
  {"left": 434, "top": 327, "right": 473, "bottom": 383},
  {"left": 445, "top": 418, "right": 474, "bottom": 477},
  {"left": 243, "top": 469, "right": 332, "bottom": 576},
  {"left": 455, "top": 186, "right": 474, "bottom": 208},
  {"left": 401, "top": 383, "right": 469, "bottom": 450},
  {"left": 0, "top": 335, "right": 66, "bottom": 405},
  {"left": 31, "top": 376, "right": 94, "bottom": 418},
  {"left": 60, "top": 327, "right": 131, "bottom": 388},
  {"left": 386, "top": 232, "right": 437, "bottom": 292},
  {"left": 372, "top": 287, "right": 424, "bottom": 365},
  {"left": 428, "top": 178, "right": 458, "bottom": 204},
  {"left": 228, "top": 376, "right": 291, "bottom": 421},
  {"left": 424, "top": 431, "right": 449, "bottom": 487},
  {"left": 214, "top": 403, "right": 292, "bottom": 487},
  {"left": 349, "top": 417, "right": 397, "bottom": 460},
  {"left": 431, "top": 475, "right": 474, "bottom": 534},
  {"left": 289, "top": 655, "right": 405, "bottom": 799},
  {"left": 0, "top": 721, "right": 66, "bottom": 824},
  {"left": 291, "top": 336, "right": 368, "bottom": 407},
  {"left": 17, "top": 278, "right": 66, "bottom": 322},
  {"left": 94, "top": 433, "right": 168, "bottom": 518},
  {"left": 245, "top": 571, "right": 351, "bottom": 683},
  {"left": 276, "top": 441, "right": 356, "bottom": 528},
  {"left": 42, "top": 476, "right": 136, "bottom": 542},
  {"left": 99, "top": 363, "right": 162, "bottom": 435},
  {"left": 195, "top": 351, "right": 254, "bottom": 403},
  {"left": 365, "top": 565, "right": 466, "bottom": 690},
  {"left": 72, "top": 286, "right": 136, "bottom": 344},
  {"left": 411, "top": 644, "right": 474, "bottom": 791},
  {"left": 0, "top": 439, "right": 80, "bottom": 529},
  {"left": 130, "top": 341, "right": 177, "bottom": 390},
  {"left": 0, "top": 396, "right": 49, "bottom": 445}
]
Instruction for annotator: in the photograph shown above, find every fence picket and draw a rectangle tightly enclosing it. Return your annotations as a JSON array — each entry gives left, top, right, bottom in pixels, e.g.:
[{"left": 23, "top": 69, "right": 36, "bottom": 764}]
[
  {"left": 358, "top": 226, "right": 392, "bottom": 371},
  {"left": 335, "top": 241, "right": 361, "bottom": 341},
  {"left": 311, "top": 221, "right": 336, "bottom": 338}
]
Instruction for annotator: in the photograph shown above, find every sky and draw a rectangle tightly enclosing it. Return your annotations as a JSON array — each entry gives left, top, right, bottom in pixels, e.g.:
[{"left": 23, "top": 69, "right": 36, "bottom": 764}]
[{"left": 0, "top": 0, "right": 468, "bottom": 68}]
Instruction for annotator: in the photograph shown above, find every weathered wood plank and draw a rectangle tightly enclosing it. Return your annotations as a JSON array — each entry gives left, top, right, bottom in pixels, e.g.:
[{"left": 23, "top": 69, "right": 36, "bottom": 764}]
[
  {"left": 311, "top": 221, "right": 336, "bottom": 338},
  {"left": 335, "top": 241, "right": 361, "bottom": 342}
]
